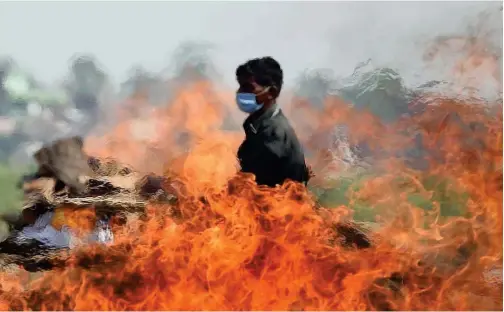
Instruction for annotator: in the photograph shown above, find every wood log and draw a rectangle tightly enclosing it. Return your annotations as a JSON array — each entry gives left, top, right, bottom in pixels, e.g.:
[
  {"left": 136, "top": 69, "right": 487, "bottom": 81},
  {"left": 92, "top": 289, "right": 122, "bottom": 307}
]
[
  {"left": 334, "top": 220, "right": 373, "bottom": 249},
  {"left": 0, "top": 133, "right": 177, "bottom": 267},
  {"left": 20, "top": 135, "right": 174, "bottom": 215},
  {"left": 32, "top": 136, "right": 93, "bottom": 195}
]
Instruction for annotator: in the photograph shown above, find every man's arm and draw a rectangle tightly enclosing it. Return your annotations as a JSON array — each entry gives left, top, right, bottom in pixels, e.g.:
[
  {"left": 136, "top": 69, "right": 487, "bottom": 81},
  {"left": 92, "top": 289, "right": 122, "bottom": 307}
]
[
  {"left": 263, "top": 135, "right": 312, "bottom": 186},
  {"left": 238, "top": 132, "right": 286, "bottom": 187}
]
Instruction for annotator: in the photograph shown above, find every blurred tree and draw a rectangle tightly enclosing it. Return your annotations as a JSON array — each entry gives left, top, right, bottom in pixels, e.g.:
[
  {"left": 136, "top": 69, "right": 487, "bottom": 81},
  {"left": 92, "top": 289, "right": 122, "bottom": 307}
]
[
  {"left": 0, "top": 58, "right": 12, "bottom": 114},
  {"left": 64, "top": 54, "right": 108, "bottom": 114},
  {"left": 294, "top": 69, "right": 334, "bottom": 109},
  {"left": 61, "top": 54, "right": 113, "bottom": 136},
  {"left": 120, "top": 65, "right": 165, "bottom": 103},
  {"left": 0, "top": 58, "right": 47, "bottom": 118},
  {"left": 337, "top": 62, "right": 411, "bottom": 124},
  {"left": 169, "top": 41, "right": 219, "bottom": 84}
]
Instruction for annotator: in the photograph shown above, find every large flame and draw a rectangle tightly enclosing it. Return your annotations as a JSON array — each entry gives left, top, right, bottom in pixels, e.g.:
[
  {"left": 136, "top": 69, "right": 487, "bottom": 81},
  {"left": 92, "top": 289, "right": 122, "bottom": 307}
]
[{"left": 0, "top": 38, "right": 502, "bottom": 310}]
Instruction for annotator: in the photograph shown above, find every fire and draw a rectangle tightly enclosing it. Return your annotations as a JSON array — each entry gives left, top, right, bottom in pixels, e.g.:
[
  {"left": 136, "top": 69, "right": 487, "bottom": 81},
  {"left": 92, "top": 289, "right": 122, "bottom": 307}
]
[
  {"left": 86, "top": 81, "right": 241, "bottom": 178},
  {"left": 50, "top": 206, "right": 96, "bottom": 235},
  {"left": 0, "top": 43, "right": 502, "bottom": 311}
]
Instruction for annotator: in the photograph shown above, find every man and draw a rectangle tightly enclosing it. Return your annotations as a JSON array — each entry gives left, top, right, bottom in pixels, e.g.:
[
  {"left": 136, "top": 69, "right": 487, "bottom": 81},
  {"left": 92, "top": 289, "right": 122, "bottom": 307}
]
[{"left": 235, "top": 56, "right": 311, "bottom": 187}]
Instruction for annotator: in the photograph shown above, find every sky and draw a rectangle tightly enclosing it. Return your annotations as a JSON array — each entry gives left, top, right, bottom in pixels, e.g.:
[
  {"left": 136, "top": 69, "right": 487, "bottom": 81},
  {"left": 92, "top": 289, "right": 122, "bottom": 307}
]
[{"left": 0, "top": 1, "right": 501, "bottom": 88}]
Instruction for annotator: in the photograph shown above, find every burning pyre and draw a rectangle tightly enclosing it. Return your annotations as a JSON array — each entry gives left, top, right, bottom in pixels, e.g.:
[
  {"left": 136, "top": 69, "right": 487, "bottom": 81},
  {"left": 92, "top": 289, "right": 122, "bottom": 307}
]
[{"left": 0, "top": 38, "right": 502, "bottom": 311}]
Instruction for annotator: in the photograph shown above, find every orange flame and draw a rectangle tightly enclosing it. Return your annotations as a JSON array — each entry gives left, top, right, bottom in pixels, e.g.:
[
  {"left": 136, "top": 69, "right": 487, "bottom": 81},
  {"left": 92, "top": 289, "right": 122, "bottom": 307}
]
[{"left": 0, "top": 40, "right": 502, "bottom": 310}]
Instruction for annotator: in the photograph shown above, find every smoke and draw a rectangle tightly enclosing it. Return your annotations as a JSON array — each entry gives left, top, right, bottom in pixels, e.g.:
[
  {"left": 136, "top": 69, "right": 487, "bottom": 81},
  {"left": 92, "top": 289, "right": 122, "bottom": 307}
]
[{"left": 0, "top": 1, "right": 501, "bottom": 166}]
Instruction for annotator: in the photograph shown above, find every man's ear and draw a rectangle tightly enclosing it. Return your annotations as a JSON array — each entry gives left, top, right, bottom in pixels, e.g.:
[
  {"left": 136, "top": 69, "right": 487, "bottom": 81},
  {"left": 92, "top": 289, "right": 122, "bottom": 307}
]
[{"left": 268, "top": 86, "right": 279, "bottom": 99}]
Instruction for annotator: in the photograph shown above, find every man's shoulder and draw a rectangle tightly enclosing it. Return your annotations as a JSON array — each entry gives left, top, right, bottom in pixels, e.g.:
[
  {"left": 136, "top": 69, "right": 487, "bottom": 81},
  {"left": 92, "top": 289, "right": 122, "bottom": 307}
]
[{"left": 263, "top": 110, "right": 297, "bottom": 138}]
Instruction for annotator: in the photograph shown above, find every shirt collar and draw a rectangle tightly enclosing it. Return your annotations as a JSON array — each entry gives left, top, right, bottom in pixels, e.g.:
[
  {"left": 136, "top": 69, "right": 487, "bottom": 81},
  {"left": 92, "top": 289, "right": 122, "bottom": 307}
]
[{"left": 243, "top": 103, "right": 280, "bottom": 135}]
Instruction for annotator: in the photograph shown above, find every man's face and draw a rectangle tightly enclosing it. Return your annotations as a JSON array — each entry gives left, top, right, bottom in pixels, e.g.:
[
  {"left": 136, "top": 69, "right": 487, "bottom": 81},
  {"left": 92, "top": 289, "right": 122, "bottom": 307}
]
[{"left": 237, "top": 77, "right": 273, "bottom": 106}]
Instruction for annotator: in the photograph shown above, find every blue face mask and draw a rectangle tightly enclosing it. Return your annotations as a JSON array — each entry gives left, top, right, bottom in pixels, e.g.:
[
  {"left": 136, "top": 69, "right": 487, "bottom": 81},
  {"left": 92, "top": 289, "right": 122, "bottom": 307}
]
[{"left": 236, "top": 93, "right": 264, "bottom": 113}]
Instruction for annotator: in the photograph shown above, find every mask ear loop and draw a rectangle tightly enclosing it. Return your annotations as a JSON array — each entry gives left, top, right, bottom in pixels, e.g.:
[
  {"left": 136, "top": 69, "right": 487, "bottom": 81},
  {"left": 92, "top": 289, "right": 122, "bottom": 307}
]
[
  {"left": 255, "top": 86, "right": 278, "bottom": 102},
  {"left": 255, "top": 86, "right": 271, "bottom": 97},
  {"left": 266, "top": 85, "right": 279, "bottom": 98}
]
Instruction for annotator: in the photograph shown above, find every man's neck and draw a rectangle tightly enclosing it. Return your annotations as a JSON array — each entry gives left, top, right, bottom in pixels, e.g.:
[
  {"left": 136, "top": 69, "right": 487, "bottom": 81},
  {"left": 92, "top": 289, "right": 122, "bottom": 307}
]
[
  {"left": 243, "top": 102, "right": 280, "bottom": 135},
  {"left": 250, "top": 101, "right": 276, "bottom": 119}
]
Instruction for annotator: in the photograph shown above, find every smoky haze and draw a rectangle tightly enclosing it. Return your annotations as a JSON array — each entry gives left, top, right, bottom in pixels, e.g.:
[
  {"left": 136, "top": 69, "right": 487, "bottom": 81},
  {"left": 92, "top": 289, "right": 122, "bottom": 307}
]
[
  {"left": 0, "top": 1, "right": 501, "bottom": 166},
  {"left": 0, "top": 1, "right": 501, "bottom": 87}
]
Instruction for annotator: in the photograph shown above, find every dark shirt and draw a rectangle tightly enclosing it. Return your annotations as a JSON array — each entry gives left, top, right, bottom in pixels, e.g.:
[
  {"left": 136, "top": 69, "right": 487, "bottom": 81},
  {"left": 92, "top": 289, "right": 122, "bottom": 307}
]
[{"left": 237, "top": 103, "right": 310, "bottom": 187}]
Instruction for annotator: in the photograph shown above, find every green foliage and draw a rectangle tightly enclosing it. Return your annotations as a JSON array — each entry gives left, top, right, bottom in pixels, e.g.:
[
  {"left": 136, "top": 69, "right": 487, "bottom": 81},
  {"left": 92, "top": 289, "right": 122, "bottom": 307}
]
[
  {"left": 0, "top": 163, "right": 32, "bottom": 217},
  {"left": 312, "top": 171, "right": 468, "bottom": 223},
  {"left": 312, "top": 173, "right": 378, "bottom": 223},
  {"left": 417, "top": 175, "right": 469, "bottom": 217}
]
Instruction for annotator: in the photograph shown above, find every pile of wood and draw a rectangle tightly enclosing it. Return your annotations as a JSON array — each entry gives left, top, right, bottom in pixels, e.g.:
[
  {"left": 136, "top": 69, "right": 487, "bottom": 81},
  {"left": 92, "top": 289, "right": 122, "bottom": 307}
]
[
  {"left": 23, "top": 136, "right": 177, "bottom": 212},
  {"left": 0, "top": 136, "right": 176, "bottom": 271}
]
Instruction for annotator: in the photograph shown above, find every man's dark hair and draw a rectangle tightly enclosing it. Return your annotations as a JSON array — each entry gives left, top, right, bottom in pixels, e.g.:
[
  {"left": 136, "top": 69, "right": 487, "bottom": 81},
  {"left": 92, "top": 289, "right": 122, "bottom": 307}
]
[{"left": 236, "top": 56, "right": 283, "bottom": 97}]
